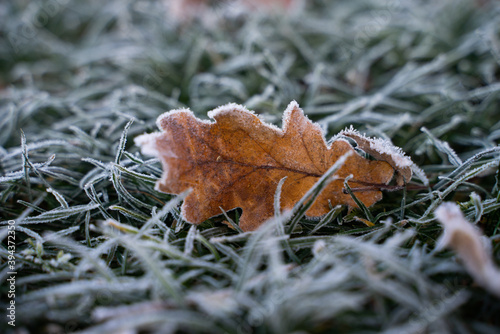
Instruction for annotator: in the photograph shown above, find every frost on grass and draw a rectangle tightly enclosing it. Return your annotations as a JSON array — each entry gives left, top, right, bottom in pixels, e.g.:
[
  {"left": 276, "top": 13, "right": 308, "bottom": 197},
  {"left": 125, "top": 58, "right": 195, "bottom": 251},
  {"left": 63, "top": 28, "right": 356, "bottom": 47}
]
[{"left": 435, "top": 202, "right": 500, "bottom": 298}]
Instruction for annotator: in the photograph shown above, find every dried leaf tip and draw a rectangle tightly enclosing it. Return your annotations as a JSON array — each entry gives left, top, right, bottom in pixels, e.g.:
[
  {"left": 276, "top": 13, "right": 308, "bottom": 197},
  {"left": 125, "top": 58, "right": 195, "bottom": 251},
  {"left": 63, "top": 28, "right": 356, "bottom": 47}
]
[
  {"left": 134, "top": 132, "right": 162, "bottom": 158},
  {"left": 340, "top": 126, "right": 416, "bottom": 185},
  {"left": 435, "top": 202, "right": 500, "bottom": 297}
]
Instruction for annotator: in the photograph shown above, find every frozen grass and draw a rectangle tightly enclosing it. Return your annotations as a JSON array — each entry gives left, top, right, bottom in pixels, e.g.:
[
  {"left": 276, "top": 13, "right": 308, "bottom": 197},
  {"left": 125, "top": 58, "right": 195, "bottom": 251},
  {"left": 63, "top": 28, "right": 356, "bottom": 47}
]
[{"left": 1, "top": 0, "right": 500, "bottom": 333}]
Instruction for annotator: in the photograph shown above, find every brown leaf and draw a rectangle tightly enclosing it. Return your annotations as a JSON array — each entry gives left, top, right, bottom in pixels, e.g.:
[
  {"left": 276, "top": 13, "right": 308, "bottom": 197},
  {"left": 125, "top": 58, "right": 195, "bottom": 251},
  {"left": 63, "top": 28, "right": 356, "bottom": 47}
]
[
  {"left": 170, "top": 0, "right": 296, "bottom": 24},
  {"left": 135, "top": 101, "right": 398, "bottom": 231}
]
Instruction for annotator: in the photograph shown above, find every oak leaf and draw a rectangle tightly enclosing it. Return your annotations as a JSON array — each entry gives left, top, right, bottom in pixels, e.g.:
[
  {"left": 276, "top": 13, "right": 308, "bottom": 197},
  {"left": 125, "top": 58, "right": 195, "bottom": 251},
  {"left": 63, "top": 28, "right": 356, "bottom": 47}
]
[{"left": 135, "top": 101, "right": 408, "bottom": 231}]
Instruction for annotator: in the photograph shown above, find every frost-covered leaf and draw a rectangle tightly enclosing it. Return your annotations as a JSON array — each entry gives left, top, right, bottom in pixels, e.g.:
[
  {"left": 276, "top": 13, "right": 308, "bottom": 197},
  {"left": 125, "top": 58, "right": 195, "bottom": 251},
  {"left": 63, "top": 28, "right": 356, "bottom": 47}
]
[
  {"left": 435, "top": 202, "right": 500, "bottom": 298},
  {"left": 135, "top": 101, "right": 408, "bottom": 231}
]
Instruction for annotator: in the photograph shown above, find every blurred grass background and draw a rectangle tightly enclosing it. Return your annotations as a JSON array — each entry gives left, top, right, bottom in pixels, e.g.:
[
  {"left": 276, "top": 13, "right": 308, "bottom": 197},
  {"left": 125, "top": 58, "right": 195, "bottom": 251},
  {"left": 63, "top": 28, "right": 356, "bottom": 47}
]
[{"left": 1, "top": 0, "right": 500, "bottom": 333}]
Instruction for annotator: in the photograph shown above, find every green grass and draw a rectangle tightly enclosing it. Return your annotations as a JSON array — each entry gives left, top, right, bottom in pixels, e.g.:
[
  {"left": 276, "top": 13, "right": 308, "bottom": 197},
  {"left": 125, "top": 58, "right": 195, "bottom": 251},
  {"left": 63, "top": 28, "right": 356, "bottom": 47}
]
[{"left": 1, "top": 0, "right": 500, "bottom": 333}]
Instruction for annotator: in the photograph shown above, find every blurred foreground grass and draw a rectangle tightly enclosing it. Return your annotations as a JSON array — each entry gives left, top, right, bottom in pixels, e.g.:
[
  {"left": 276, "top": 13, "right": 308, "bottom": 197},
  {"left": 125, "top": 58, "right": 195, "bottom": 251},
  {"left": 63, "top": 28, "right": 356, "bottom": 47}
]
[{"left": 1, "top": 0, "right": 500, "bottom": 333}]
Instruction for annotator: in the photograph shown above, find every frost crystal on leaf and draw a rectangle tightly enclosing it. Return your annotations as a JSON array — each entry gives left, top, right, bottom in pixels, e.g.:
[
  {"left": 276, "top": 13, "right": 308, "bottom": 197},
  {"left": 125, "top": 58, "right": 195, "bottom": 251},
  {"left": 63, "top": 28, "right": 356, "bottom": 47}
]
[{"left": 340, "top": 126, "right": 419, "bottom": 185}]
